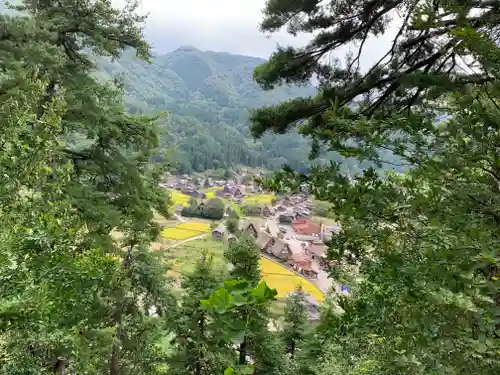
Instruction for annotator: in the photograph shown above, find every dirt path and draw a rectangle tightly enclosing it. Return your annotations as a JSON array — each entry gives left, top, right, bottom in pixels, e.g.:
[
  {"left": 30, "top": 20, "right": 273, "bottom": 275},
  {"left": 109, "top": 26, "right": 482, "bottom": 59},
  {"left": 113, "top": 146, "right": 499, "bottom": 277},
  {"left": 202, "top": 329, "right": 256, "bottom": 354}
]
[{"left": 170, "top": 233, "right": 208, "bottom": 248}]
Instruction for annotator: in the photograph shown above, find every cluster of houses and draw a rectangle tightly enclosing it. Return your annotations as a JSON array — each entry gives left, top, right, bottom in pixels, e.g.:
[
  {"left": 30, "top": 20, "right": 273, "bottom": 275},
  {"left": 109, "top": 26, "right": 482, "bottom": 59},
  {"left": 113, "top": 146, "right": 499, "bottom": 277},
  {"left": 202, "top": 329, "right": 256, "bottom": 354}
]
[
  {"left": 161, "top": 174, "right": 261, "bottom": 203},
  {"left": 210, "top": 193, "right": 341, "bottom": 281}
]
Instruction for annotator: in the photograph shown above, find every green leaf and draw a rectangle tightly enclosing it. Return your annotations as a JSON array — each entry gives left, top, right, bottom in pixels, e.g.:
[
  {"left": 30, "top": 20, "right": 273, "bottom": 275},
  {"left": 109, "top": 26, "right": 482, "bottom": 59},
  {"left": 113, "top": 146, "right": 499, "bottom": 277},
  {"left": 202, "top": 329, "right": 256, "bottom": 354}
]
[
  {"left": 224, "top": 279, "right": 250, "bottom": 294},
  {"left": 231, "top": 293, "right": 248, "bottom": 307},
  {"left": 251, "top": 281, "right": 277, "bottom": 303},
  {"left": 209, "top": 288, "right": 232, "bottom": 314}
]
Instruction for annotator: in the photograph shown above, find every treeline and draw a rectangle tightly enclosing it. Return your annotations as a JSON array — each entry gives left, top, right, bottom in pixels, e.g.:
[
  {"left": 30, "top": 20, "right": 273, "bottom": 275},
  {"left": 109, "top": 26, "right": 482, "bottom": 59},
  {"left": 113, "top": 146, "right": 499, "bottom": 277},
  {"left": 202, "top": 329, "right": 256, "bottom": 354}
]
[{"left": 181, "top": 198, "right": 225, "bottom": 221}]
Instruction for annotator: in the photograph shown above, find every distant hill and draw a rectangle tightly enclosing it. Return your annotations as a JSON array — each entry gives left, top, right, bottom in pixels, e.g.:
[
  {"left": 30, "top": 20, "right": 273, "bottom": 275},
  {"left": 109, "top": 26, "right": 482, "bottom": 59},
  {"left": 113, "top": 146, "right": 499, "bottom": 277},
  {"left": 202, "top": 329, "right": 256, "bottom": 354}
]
[{"left": 96, "top": 47, "right": 355, "bottom": 174}]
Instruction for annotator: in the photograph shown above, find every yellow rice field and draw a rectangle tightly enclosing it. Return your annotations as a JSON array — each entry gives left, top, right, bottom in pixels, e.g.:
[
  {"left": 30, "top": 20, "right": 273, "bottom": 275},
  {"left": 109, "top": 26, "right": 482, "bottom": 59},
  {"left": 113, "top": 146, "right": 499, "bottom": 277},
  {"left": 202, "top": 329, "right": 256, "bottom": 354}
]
[
  {"left": 176, "top": 222, "right": 210, "bottom": 232},
  {"left": 170, "top": 190, "right": 190, "bottom": 206},
  {"left": 161, "top": 227, "right": 204, "bottom": 240},
  {"left": 244, "top": 194, "right": 275, "bottom": 204},
  {"left": 259, "top": 257, "right": 324, "bottom": 302}
]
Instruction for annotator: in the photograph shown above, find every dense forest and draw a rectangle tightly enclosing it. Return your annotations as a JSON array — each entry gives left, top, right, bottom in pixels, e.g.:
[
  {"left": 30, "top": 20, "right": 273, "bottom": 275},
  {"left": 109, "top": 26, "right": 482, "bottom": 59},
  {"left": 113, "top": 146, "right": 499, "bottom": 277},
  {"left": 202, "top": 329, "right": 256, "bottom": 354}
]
[
  {"left": 0, "top": 1, "right": 499, "bottom": 375},
  {"left": 96, "top": 47, "right": 396, "bottom": 175}
]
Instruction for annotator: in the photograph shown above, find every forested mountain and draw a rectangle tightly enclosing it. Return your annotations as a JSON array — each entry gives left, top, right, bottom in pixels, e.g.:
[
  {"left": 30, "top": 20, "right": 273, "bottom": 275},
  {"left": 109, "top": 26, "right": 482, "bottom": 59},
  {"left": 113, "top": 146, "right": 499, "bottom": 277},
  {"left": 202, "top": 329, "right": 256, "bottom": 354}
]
[{"left": 96, "top": 47, "right": 369, "bottom": 174}]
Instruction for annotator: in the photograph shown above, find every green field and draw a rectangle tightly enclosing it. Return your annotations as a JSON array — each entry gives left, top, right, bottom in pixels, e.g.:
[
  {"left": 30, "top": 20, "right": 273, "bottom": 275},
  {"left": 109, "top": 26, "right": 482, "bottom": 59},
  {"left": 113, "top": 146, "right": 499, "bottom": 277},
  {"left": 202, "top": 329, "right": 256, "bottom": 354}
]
[{"left": 166, "top": 237, "right": 228, "bottom": 277}]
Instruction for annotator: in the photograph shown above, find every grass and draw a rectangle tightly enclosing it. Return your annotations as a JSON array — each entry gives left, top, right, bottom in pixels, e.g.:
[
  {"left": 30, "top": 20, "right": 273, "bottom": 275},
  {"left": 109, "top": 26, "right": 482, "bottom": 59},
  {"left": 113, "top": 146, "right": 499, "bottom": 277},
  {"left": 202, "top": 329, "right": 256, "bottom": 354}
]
[
  {"left": 166, "top": 237, "right": 228, "bottom": 276},
  {"left": 260, "top": 257, "right": 324, "bottom": 302}
]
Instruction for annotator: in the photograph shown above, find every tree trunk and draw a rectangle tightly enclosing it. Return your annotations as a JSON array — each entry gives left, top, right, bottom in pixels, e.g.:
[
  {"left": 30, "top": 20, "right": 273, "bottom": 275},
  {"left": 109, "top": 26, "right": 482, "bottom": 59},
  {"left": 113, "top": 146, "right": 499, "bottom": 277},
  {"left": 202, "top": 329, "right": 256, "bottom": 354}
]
[
  {"left": 109, "top": 299, "right": 125, "bottom": 375},
  {"left": 54, "top": 357, "right": 67, "bottom": 375},
  {"left": 109, "top": 243, "right": 135, "bottom": 375},
  {"left": 238, "top": 335, "right": 247, "bottom": 365},
  {"left": 195, "top": 312, "right": 204, "bottom": 375}
]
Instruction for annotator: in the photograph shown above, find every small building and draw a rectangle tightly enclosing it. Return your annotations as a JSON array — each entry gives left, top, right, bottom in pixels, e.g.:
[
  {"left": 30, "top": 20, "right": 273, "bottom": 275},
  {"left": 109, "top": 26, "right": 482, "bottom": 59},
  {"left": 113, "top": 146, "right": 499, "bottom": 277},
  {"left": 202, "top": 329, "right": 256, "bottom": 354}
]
[
  {"left": 292, "top": 219, "right": 321, "bottom": 236},
  {"left": 261, "top": 205, "right": 275, "bottom": 217},
  {"left": 212, "top": 225, "right": 226, "bottom": 241},
  {"left": 243, "top": 222, "right": 259, "bottom": 238},
  {"left": 233, "top": 186, "right": 245, "bottom": 197},
  {"left": 307, "top": 240, "right": 328, "bottom": 260},
  {"left": 256, "top": 231, "right": 274, "bottom": 252},
  {"left": 278, "top": 213, "right": 295, "bottom": 224},
  {"left": 269, "top": 239, "right": 292, "bottom": 261},
  {"left": 275, "top": 205, "right": 287, "bottom": 213}
]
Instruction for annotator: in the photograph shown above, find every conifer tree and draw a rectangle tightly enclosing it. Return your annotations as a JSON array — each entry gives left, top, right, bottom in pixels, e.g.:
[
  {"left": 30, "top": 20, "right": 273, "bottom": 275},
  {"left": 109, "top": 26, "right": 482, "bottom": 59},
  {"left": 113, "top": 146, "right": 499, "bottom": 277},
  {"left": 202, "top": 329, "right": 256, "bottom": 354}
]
[
  {"left": 253, "top": 2, "right": 500, "bottom": 374},
  {"left": 224, "top": 236, "right": 284, "bottom": 375},
  {"left": 0, "top": 1, "right": 174, "bottom": 373},
  {"left": 168, "top": 252, "right": 231, "bottom": 375},
  {"left": 282, "top": 285, "right": 308, "bottom": 359},
  {"left": 251, "top": 1, "right": 499, "bottom": 160}
]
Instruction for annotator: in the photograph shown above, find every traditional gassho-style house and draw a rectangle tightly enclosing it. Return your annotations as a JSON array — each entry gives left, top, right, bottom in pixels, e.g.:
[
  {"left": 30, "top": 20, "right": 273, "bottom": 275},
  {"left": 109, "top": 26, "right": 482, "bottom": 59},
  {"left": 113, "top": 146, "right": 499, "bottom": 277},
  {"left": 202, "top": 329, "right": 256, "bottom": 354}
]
[
  {"left": 268, "top": 238, "right": 293, "bottom": 261},
  {"left": 285, "top": 240, "right": 319, "bottom": 279},
  {"left": 275, "top": 205, "right": 287, "bottom": 213},
  {"left": 261, "top": 205, "right": 275, "bottom": 217},
  {"left": 256, "top": 231, "right": 274, "bottom": 252},
  {"left": 307, "top": 240, "right": 328, "bottom": 260},
  {"left": 212, "top": 225, "right": 226, "bottom": 241},
  {"left": 240, "top": 220, "right": 259, "bottom": 238},
  {"left": 233, "top": 185, "right": 245, "bottom": 197}
]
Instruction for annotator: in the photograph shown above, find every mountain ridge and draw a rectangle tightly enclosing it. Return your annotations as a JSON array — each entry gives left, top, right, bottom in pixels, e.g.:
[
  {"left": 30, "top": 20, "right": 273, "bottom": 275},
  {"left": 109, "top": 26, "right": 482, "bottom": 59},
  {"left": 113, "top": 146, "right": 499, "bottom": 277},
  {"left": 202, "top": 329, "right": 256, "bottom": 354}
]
[{"left": 97, "top": 46, "right": 335, "bottom": 174}]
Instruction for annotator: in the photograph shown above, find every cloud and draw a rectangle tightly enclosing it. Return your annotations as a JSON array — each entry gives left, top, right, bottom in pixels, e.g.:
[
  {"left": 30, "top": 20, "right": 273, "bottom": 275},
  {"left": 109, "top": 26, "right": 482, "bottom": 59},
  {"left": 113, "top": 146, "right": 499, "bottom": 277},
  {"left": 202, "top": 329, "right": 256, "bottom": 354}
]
[{"left": 114, "top": 0, "right": 396, "bottom": 66}]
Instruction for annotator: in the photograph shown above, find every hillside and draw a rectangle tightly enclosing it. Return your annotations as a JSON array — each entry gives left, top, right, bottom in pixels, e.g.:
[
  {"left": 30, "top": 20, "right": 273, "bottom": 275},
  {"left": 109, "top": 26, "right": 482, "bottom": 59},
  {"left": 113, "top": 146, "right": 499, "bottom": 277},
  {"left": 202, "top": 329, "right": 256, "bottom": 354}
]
[{"left": 97, "top": 47, "right": 356, "bottom": 174}]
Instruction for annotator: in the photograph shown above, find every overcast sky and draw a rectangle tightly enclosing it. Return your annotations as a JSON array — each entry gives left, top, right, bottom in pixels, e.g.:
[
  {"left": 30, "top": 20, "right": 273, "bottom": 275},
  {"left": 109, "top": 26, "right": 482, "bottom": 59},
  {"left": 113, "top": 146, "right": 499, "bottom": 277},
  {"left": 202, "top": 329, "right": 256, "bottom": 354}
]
[{"left": 115, "top": 0, "right": 395, "bottom": 65}]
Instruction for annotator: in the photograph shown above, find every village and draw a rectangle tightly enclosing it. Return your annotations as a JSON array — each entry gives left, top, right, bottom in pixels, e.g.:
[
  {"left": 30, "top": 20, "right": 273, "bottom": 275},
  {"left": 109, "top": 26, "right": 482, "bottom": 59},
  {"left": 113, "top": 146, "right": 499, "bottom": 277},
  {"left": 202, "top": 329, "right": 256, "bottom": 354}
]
[{"left": 160, "top": 171, "right": 346, "bottom": 320}]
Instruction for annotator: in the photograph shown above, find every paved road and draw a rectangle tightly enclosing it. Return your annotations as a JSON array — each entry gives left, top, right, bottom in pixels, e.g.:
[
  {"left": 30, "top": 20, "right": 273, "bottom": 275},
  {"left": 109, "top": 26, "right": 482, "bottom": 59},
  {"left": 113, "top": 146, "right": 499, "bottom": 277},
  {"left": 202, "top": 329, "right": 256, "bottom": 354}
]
[{"left": 267, "top": 217, "right": 334, "bottom": 294}]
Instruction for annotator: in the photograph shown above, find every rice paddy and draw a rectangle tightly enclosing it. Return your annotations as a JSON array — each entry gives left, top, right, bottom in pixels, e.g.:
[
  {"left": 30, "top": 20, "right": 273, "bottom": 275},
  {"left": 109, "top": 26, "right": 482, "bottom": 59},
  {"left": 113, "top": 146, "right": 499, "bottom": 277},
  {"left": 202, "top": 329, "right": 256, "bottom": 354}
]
[
  {"left": 243, "top": 194, "right": 275, "bottom": 204},
  {"left": 259, "top": 257, "right": 324, "bottom": 302},
  {"left": 170, "top": 190, "right": 190, "bottom": 206},
  {"left": 175, "top": 222, "right": 210, "bottom": 232},
  {"left": 161, "top": 222, "right": 209, "bottom": 240}
]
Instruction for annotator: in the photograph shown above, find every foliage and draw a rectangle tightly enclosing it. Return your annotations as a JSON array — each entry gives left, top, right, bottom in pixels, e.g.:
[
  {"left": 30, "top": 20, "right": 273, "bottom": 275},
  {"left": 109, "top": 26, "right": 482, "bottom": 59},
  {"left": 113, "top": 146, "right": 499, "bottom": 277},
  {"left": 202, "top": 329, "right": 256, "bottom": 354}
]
[
  {"left": 225, "top": 236, "right": 261, "bottom": 286},
  {"left": 97, "top": 46, "right": 399, "bottom": 175},
  {"left": 255, "top": 2, "right": 500, "bottom": 375},
  {"left": 0, "top": 1, "right": 174, "bottom": 374},
  {"left": 168, "top": 252, "right": 231, "bottom": 375},
  {"left": 226, "top": 217, "right": 239, "bottom": 235},
  {"left": 251, "top": 0, "right": 500, "bottom": 166},
  {"left": 182, "top": 198, "right": 225, "bottom": 220},
  {"left": 241, "top": 204, "right": 262, "bottom": 216},
  {"left": 201, "top": 280, "right": 279, "bottom": 375},
  {"left": 282, "top": 286, "right": 309, "bottom": 359}
]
